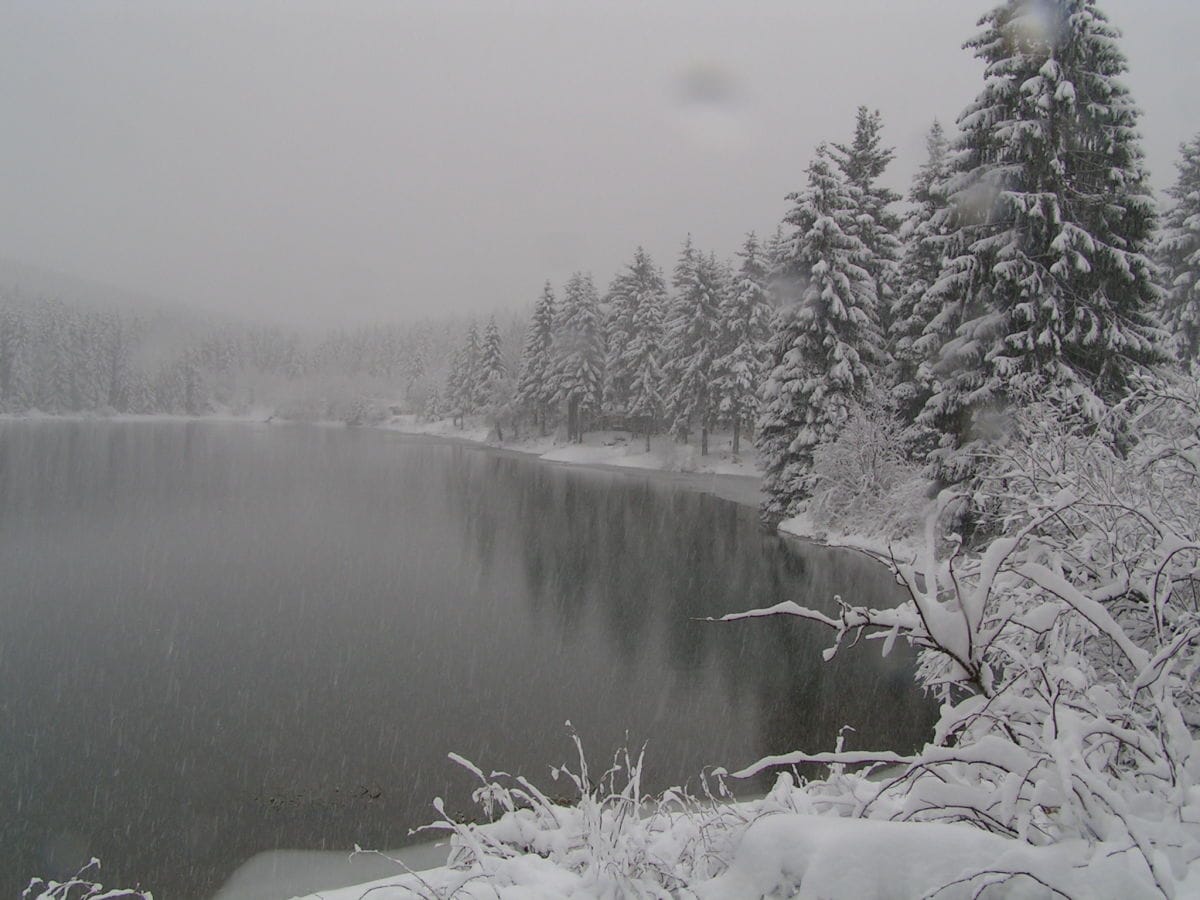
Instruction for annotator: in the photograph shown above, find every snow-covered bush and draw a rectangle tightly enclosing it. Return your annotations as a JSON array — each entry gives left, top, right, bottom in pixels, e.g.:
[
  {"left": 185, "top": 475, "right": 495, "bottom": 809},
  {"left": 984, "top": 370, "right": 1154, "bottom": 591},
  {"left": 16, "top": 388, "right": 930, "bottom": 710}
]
[
  {"left": 408, "top": 729, "right": 746, "bottom": 897},
  {"left": 807, "top": 398, "right": 926, "bottom": 540},
  {"left": 723, "top": 380, "right": 1200, "bottom": 896},
  {"left": 23, "top": 859, "right": 151, "bottom": 900}
]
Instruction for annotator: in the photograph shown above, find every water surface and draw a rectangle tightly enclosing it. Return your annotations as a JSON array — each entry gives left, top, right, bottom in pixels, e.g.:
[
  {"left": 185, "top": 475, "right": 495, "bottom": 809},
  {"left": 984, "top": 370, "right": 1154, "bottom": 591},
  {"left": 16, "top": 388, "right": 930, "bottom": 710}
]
[{"left": 0, "top": 421, "right": 934, "bottom": 898}]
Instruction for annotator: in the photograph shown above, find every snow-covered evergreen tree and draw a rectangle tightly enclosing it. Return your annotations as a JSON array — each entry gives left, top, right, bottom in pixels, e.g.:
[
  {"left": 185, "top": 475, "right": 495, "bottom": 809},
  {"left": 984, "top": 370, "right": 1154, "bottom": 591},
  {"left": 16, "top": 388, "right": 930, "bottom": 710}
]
[
  {"left": 479, "top": 317, "right": 506, "bottom": 385},
  {"left": 477, "top": 316, "right": 513, "bottom": 437},
  {"left": 603, "top": 247, "right": 667, "bottom": 420},
  {"left": 833, "top": 106, "right": 902, "bottom": 338},
  {"left": 462, "top": 322, "right": 484, "bottom": 412},
  {"left": 624, "top": 269, "right": 667, "bottom": 452},
  {"left": 1158, "top": 132, "right": 1200, "bottom": 365},
  {"left": 661, "top": 239, "right": 727, "bottom": 454},
  {"left": 548, "top": 272, "right": 604, "bottom": 443},
  {"left": 712, "top": 232, "right": 772, "bottom": 454},
  {"left": 516, "top": 282, "right": 557, "bottom": 435},
  {"left": 918, "top": 0, "right": 1165, "bottom": 483},
  {"left": 890, "top": 121, "right": 953, "bottom": 442},
  {"left": 444, "top": 323, "right": 482, "bottom": 427},
  {"left": 758, "top": 146, "right": 882, "bottom": 521}
]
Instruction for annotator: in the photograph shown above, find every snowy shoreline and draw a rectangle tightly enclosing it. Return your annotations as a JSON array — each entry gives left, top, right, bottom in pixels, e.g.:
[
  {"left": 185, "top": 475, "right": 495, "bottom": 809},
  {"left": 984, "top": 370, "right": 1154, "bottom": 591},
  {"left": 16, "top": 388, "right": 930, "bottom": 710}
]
[{"left": 373, "top": 414, "right": 769, "bottom": 509}]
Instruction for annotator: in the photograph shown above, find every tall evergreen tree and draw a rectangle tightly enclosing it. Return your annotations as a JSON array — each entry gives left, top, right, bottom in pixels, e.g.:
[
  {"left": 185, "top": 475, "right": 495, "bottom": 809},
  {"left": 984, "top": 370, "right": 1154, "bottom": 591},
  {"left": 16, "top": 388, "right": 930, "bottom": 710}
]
[
  {"left": 444, "top": 322, "right": 482, "bottom": 426},
  {"left": 462, "top": 322, "right": 484, "bottom": 411},
  {"left": 758, "top": 146, "right": 882, "bottom": 521},
  {"left": 625, "top": 287, "right": 665, "bottom": 452},
  {"left": 479, "top": 317, "right": 505, "bottom": 384},
  {"left": 833, "top": 106, "right": 902, "bottom": 338},
  {"left": 918, "top": 0, "right": 1165, "bottom": 483},
  {"left": 712, "top": 232, "right": 773, "bottom": 454},
  {"left": 1158, "top": 132, "right": 1200, "bottom": 365},
  {"left": 890, "top": 121, "right": 953, "bottom": 440},
  {"left": 661, "top": 239, "right": 726, "bottom": 455},
  {"left": 548, "top": 272, "right": 604, "bottom": 443},
  {"left": 603, "top": 247, "right": 667, "bottom": 418},
  {"left": 516, "top": 282, "right": 557, "bottom": 435}
]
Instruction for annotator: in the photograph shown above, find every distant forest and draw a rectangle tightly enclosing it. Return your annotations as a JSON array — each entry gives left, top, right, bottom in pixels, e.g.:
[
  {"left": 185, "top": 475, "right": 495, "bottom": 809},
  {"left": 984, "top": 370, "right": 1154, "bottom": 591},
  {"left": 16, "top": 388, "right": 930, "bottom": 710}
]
[{"left": 0, "top": 289, "right": 525, "bottom": 423}]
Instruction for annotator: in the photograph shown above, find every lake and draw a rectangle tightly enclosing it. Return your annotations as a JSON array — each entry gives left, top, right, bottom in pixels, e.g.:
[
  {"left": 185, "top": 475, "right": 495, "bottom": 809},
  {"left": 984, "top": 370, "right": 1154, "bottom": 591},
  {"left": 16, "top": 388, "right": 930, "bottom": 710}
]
[{"left": 0, "top": 420, "right": 935, "bottom": 898}]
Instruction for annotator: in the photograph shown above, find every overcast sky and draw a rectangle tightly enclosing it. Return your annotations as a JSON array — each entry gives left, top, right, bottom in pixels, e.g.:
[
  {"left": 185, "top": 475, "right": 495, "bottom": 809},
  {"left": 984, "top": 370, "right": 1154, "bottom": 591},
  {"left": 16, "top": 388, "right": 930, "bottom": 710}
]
[{"left": 2, "top": 1, "right": 1198, "bottom": 328}]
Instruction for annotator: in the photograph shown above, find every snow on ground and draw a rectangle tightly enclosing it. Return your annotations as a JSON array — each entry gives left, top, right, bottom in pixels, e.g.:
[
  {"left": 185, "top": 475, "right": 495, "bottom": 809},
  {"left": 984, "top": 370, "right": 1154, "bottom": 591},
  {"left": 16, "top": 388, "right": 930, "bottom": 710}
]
[
  {"left": 381, "top": 415, "right": 763, "bottom": 480},
  {"left": 776, "top": 508, "right": 920, "bottom": 566},
  {"left": 291, "top": 792, "right": 1166, "bottom": 900},
  {"left": 213, "top": 842, "right": 450, "bottom": 900}
]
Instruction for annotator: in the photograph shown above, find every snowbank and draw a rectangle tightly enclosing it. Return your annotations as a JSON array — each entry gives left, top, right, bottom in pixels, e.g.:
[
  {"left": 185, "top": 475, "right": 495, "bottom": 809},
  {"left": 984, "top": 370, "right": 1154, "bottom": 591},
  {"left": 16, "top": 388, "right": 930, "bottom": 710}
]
[{"left": 292, "top": 788, "right": 1168, "bottom": 900}]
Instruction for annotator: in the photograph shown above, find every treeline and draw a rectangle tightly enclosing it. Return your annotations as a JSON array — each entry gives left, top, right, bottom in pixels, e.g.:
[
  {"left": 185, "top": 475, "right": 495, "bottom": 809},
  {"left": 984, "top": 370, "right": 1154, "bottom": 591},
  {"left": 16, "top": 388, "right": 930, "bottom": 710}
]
[
  {"left": 441, "top": 0, "right": 1200, "bottom": 523},
  {"left": 0, "top": 293, "right": 519, "bottom": 420},
  {"left": 437, "top": 238, "right": 774, "bottom": 452}
]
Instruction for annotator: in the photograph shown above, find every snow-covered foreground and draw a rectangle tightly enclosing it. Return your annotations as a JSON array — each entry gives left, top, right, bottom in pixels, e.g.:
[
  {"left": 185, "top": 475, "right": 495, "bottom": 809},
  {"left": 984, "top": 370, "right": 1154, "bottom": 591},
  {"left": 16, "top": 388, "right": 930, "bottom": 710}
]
[{"left": 289, "top": 772, "right": 1185, "bottom": 900}]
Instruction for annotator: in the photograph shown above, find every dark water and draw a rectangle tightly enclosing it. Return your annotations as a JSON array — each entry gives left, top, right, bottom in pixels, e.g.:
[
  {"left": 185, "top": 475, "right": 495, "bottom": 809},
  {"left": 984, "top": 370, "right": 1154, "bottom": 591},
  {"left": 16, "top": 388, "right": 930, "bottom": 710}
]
[{"left": 0, "top": 420, "right": 935, "bottom": 898}]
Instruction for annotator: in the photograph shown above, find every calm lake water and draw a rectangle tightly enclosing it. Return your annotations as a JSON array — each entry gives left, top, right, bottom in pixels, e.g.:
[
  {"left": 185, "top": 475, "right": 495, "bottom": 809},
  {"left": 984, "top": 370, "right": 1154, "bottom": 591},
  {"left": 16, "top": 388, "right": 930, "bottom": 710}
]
[{"left": 0, "top": 420, "right": 935, "bottom": 898}]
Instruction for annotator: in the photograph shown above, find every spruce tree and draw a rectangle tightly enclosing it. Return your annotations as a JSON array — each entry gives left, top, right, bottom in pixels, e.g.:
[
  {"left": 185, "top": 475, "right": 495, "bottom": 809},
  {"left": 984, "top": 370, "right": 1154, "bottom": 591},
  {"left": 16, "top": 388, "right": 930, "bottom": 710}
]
[
  {"left": 444, "top": 323, "right": 482, "bottom": 427},
  {"left": 833, "top": 106, "right": 902, "bottom": 338},
  {"left": 516, "top": 282, "right": 557, "bottom": 435},
  {"left": 890, "top": 121, "right": 952, "bottom": 442},
  {"left": 462, "top": 322, "right": 484, "bottom": 412},
  {"left": 603, "top": 247, "right": 667, "bottom": 420},
  {"left": 919, "top": 0, "right": 1164, "bottom": 482},
  {"left": 661, "top": 239, "right": 726, "bottom": 455},
  {"left": 1158, "top": 133, "right": 1200, "bottom": 365},
  {"left": 479, "top": 317, "right": 505, "bottom": 384},
  {"left": 625, "top": 294, "right": 665, "bottom": 453},
  {"left": 548, "top": 272, "right": 604, "bottom": 443},
  {"left": 758, "top": 146, "right": 881, "bottom": 521},
  {"left": 712, "top": 232, "right": 773, "bottom": 454}
]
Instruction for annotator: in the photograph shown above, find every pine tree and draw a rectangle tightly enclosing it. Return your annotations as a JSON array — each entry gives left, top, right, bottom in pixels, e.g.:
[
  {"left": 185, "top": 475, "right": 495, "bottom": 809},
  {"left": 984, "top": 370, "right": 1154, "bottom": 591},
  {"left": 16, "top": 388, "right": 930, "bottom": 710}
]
[
  {"left": 1158, "top": 133, "right": 1200, "bottom": 365},
  {"left": 444, "top": 323, "right": 482, "bottom": 427},
  {"left": 479, "top": 317, "right": 506, "bottom": 384},
  {"left": 624, "top": 265, "right": 667, "bottom": 452},
  {"left": 477, "top": 317, "right": 513, "bottom": 438},
  {"left": 890, "top": 121, "right": 953, "bottom": 443},
  {"left": 833, "top": 106, "right": 902, "bottom": 338},
  {"left": 919, "top": 0, "right": 1165, "bottom": 483},
  {"left": 661, "top": 238, "right": 726, "bottom": 454},
  {"left": 712, "top": 232, "right": 773, "bottom": 454},
  {"left": 462, "top": 322, "right": 484, "bottom": 412},
  {"left": 516, "top": 282, "right": 557, "bottom": 435},
  {"left": 548, "top": 272, "right": 604, "bottom": 443},
  {"left": 758, "top": 146, "right": 882, "bottom": 521},
  {"left": 603, "top": 247, "right": 667, "bottom": 420}
]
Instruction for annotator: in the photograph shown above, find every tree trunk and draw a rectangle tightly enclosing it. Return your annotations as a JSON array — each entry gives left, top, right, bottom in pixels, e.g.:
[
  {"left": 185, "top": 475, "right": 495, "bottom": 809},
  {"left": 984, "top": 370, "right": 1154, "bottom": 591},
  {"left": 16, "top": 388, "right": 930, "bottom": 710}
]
[
  {"left": 645, "top": 429, "right": 651, "bottom": 453},
  {"left": 568, "top": 398, "right": 580, "bottom": 443},
  {"left": 732, "top": 418, "right": 741, "bottom": 455},
  {"left": 539, "top": 410, "right": 547, "bottom": 438},
  {"left": 701, "top": 425, "right": 708, "bottom": 456}
]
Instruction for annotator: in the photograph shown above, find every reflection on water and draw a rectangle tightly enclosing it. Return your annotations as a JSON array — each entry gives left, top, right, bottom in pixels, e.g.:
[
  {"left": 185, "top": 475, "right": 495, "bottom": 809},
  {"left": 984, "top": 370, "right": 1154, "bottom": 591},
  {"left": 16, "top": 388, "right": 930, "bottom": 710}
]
[{"left": 0, "top": 421, "right": 934, "bottom": 898}]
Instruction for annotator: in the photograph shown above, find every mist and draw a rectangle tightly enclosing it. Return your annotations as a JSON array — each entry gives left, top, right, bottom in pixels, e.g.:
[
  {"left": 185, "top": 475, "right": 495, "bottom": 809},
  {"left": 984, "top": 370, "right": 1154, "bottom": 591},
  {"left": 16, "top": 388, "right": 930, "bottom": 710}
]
[{"left": 3, "top": 0, "right": 1198, "bottom": 326}]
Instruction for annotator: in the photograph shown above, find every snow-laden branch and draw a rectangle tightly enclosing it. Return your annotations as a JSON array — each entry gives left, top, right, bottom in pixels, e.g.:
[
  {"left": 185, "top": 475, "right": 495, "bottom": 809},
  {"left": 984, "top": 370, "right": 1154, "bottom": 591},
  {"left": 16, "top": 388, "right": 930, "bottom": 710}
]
[{"left": 725, "top": 383, "right": 1200, "bottom": 897}]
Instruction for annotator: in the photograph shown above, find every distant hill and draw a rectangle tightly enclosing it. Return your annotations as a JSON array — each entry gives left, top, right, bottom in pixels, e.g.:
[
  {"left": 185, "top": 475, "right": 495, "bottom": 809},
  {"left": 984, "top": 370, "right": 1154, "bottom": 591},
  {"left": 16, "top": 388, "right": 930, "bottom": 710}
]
[{"left": 0, "top": 257, "right": 176, "bottom": 316}]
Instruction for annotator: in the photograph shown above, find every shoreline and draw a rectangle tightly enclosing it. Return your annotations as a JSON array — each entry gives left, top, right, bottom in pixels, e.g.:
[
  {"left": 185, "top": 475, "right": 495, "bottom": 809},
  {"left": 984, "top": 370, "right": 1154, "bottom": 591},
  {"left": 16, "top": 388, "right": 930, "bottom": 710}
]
[{"left": 384, "top": 427, "right": 768, "bottom": 509}]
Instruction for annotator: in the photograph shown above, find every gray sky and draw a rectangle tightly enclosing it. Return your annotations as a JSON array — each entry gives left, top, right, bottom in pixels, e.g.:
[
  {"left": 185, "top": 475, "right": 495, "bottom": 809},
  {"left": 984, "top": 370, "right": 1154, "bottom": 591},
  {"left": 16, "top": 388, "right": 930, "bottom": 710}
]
[{"left": 2, "top": 1, "right": 1198, "bottom": 328}]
